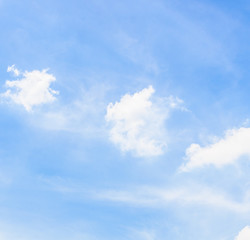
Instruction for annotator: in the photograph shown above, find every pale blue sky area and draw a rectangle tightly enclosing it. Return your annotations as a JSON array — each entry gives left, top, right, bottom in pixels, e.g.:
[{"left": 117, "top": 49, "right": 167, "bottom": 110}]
[{"left": 0, "top": 0, "right": 250, "bottom": 239}]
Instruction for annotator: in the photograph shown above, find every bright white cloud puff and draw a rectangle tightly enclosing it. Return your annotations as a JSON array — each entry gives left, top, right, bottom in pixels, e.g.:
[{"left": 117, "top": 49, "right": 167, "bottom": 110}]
[
  {"left": 2, "top": 66, "right": 58, "bottom": 111},
  {"left": 105, "top": 86, "right": 170, "bottom": 157},
  {"left": 235, "top": 226, "right": 250, "bottom": 240},
  {"left": 180, "top": 127, "right": 250, "bottom": 171}
]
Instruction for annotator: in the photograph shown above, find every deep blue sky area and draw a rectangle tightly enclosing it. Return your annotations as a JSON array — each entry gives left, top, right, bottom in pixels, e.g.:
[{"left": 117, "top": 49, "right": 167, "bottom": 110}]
[{"left": 0, "top": 0, "right": 250, "bottom": 239}]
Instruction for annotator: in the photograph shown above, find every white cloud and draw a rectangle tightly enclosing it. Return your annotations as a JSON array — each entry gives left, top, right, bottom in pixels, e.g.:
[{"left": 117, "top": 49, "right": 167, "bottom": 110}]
[
  {"left": 180, "top": 127, "right": 250, "bottom": 172},
  {"left": 235, "top": 226, "right": 250, "bottom": 240},
  {"left": 2, "top": 66, "right": 58, "bottom": 111},
  {"left": 7, "top": 64, "right": 20, "bottom": 76},
  {"left": 105, "top": 86, "right": 169, "bottom": 157}
]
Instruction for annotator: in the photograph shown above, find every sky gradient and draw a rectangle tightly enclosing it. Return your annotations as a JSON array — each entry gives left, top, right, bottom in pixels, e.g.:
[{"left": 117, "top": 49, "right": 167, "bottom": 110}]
[{"left": 0, "top": 0, "right": 250, "bottom": 239}]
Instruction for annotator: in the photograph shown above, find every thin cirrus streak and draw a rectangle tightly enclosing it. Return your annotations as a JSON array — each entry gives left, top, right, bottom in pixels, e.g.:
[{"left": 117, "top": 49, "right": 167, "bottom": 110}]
[
  {"left": 41, "top": 176, "right": 250, "bottom": 214},
  {"left": 93, "top": 186, "right": 249, "bottom": 213}
]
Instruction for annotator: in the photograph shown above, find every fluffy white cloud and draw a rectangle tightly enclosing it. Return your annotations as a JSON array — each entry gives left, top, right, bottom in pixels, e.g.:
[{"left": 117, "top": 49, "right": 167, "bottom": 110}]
[
  {"left": 180, "top": 127, "right": 250, "bottom": 172},
  {"left": 105, "top": 86, "right": 169, "bottom": 157},
  {"left": 2, "top": 66, "right": 58, "bottom": 111},
  {"left": 235, "top": 226, "right": 250, "bottom": 240}
]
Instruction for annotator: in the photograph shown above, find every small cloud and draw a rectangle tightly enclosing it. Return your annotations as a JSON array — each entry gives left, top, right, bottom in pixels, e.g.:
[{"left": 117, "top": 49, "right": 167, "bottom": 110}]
[
  {"left": 180, "top": 127, "right": 250, "bottom": 172},
  {"left": 2, "top": 66, "right": 58, "bottom": 111},
  {"left": 7, "top": 64, "right": 20, "bottom": 76},
  {"left": 129, "top": 229, "right": 156, "bottom": 240},
  {"left": 165, "top": 95, "right": 188, "bottom": 111},
  {"left": 235, "top": 226, "right": 250, "bottom": 240},
  {"left": 105, "top": 86, "right": 169, "bottom": 157},
  {"left": 242, "top": 118, "right": 250, "bottom": 127}
]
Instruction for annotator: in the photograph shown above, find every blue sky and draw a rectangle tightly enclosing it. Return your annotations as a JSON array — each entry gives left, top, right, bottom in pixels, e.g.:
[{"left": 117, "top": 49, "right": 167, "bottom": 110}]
[{"left": 0, "top": 0, "right": 250, "bottom": 239}]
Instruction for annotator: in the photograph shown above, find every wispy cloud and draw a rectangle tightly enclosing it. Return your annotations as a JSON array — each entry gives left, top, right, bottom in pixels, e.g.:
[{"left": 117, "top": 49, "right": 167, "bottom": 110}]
[
  {"left": 128, "top": 229, "right": 156, "bottom": 240},
  {"left": 42, "top": 177, "right": 250, "bottom": 213},
  {"left": 7, "top": 64, "right": 20, "bottom": 76},
  {"left": 29, "top": 83, "right": 109, "bottom": 137},
  {"left": 180, "top": 127, "right": 250, "bottom": 172},
  {"left": 115, "top": 32, "right": 159, "bottom": 74},
  {"left": 94, "top": 185, "right": 249, "bottom": 213},
  {"left": 1, "top": 66, "right": 58, "bottom": 112},
  {"left": 0, "top": 220, "right": 98, "bottom": 240}
]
